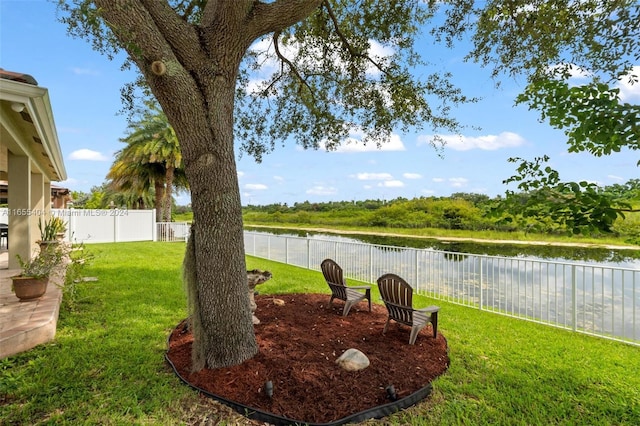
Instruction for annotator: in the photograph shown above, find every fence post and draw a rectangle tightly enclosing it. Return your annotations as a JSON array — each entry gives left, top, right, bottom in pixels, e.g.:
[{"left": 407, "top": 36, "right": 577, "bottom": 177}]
[
  {"left": 113, "top": 211, "right": 118, "bottom": 243},
  {"left": 152, "top": 210, "right": 157, "bottom": 241},
  {"left": 633, "top": 273, "right": 637, "bottom": 341},
  {"left": 572, "top": 265, "right": 577, "bottom": 331},
  {"left": 307, "top": 239, "right": 311, "bottom": 270},
  {"left": 285, "top": 237, "right": 289, "bottom": 265},
  {"left": 369, "top": 245, "right": 374, "bottom": 283},
  {"left": 68, "top": 209, "right": 75, "bottom": 242},
  {"left": 479, "top": 257, "right": 483, "bottom": 310},
  {"left": 415, "top": 249, "right": 419, "bottom": 292}
]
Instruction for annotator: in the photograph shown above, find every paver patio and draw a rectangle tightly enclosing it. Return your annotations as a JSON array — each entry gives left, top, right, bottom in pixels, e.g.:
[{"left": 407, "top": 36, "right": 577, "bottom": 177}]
[{"left": 0, "top": 251, "right": 63, "bottom": 359}]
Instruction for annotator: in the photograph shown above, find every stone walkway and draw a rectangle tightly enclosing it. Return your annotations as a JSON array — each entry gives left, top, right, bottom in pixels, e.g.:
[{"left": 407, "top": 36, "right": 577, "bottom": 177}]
[{"left": 0, "top": 251, "right": 64, "bottom": 359}]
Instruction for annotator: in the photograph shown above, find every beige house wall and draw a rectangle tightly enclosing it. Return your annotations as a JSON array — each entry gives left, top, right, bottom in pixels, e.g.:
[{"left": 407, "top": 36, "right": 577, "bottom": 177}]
[
  {"left": 0, "top": 71, "right": 67, "bottom": 267},
  {"left": 7, "top": 153, "right": 31, "bottom": 268}
]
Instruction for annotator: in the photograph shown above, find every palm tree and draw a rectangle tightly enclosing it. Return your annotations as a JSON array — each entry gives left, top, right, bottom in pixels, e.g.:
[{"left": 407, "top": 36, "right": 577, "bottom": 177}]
[
  {"left": 108, "top": 103, "right": 186, "bottom": 221},
  {"left": 106, "top": 155, "right": 160, "bottom": 210}
]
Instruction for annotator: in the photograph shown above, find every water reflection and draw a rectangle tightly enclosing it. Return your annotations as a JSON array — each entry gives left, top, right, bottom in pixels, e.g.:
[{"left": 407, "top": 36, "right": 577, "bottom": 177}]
[{"left": 245, "top": 226, "right": 640, "bottom": 269}]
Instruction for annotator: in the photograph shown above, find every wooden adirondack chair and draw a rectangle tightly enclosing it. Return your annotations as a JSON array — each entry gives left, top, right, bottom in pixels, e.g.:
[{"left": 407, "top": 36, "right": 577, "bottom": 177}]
[
  {"left": 377, "top": 273, "right": 440, "bottom": 345},
  {"left": 321, "top": 259, "right": 372, "bottom": 316}
]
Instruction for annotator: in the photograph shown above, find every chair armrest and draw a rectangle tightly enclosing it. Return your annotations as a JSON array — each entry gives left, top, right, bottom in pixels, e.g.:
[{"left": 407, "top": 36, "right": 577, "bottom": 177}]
[
  {"left": 416, "top": 305, "right": 440, "bottom": 314},
  {"left": 349, "top": 285, "right": 371, "bottom": 290}
]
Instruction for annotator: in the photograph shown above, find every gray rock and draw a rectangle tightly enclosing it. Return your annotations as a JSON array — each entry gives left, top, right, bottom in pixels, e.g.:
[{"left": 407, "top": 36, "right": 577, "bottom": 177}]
[{"left": 335, "top": 348, "right": 369, "bottom": 371}]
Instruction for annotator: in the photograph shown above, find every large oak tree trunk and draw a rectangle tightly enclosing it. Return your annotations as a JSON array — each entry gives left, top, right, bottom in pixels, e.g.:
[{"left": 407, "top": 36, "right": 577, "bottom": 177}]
[
  {"left": 144, "top": 67, "right": 259, "bottom": 368},
  {"left": 93, "top": 0, "right": 321, "bottom": 370},
  {"left": 182, "top": 93, "right": 258, "bottom": 369}
]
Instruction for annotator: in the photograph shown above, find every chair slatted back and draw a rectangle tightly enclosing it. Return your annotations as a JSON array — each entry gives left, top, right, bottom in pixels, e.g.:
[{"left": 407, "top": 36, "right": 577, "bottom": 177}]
[
  {"left": 377, "top": 273, "right": 415, "bottom": 327},
  {"left": 321, "top": 259, "right": 348, "bottom": 300}
]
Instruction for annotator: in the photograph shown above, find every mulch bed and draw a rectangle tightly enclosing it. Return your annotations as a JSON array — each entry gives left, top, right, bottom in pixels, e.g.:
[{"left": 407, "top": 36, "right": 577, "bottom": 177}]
[{"left": 166, "top": 293, "right": 449, "bottom": 424}]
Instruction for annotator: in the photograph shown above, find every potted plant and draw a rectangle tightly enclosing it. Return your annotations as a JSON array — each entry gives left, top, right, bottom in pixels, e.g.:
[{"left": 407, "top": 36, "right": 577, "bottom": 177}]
[
  {"left": 38, "top": 217, "right": 67, "bottom": 248},
  {"left": 51, "top": 216, "right": 67, "bottom": 241},
  {"left": 11, "top": 245, "right": 64, "bottom": 301}
]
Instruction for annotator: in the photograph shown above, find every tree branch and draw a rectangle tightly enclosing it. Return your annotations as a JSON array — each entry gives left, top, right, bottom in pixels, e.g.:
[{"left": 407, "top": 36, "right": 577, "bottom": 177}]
[
  {"left": 139, "top": 0, "right": 205, "bottom": 68},
  {"left": 322, "top": 0, "right": 390, "bottom": 78},
  {"left": 201, "top": 0, "right": 253, "bottom": 28},
  {"left": 242, "top": 0, "right": 323, "bottom": 41},
  {"left": 269, "top": 31, "right": 317, "bottom": 103}
]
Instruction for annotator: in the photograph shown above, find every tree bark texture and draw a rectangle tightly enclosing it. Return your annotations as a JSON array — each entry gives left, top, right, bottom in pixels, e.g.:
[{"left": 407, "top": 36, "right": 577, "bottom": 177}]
[
  {"left": 154, "top": 181, "right": 165, "bottom": 222},
  {"left": 163, "top": 165, "right": 174, "bottom": 222},
  {"left": 93, "top": 0, "right": 322, "bottom": 369}
]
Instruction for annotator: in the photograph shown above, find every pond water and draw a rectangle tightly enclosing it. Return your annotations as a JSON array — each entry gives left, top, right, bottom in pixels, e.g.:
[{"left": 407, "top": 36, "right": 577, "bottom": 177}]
[{"left": 245, "top": 226, "right": 640, "bottom": 270}]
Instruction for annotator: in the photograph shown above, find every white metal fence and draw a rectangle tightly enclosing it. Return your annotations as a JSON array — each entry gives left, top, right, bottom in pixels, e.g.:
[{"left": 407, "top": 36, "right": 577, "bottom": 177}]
[{"left": 244, "top": 231, "right": 640, "bottom": 346}]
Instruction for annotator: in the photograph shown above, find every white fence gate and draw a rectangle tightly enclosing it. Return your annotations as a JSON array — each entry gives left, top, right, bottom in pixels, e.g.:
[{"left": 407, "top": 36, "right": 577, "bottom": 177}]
[{"left": 156, "top": 222, "right": 191, "bottom": 242}]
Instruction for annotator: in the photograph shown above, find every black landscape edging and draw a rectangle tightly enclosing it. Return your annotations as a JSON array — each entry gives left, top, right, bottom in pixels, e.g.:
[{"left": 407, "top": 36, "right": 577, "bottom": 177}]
[
  {"left": 165, "top": 351, "right": 433, "bottom": 425},
  {"left": 165, "top": 321, "right": 442, "bottom": 426}
]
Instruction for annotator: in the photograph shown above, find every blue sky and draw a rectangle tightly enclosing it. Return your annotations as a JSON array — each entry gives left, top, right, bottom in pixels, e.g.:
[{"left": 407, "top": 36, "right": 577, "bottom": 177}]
[{"left": 1, "top": 1, "right": 638, "bottom": 207}]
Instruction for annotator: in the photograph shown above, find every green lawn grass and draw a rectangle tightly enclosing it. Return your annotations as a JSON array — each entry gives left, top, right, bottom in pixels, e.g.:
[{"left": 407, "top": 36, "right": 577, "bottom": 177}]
[{"left": 1, "top": 241, "right": 638, "bottom": 425}]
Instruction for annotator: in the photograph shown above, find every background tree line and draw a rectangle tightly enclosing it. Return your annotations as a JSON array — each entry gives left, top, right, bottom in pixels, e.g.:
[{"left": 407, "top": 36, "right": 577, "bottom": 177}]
[
  {"left": 68, "top": 177, "right": 640, "bottom": 245},
  {"left": 241, "top": 182, "right": 640, "bottom": 244}
]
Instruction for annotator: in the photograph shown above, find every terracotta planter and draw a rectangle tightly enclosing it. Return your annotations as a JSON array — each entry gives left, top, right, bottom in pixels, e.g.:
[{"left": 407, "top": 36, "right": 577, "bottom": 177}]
[
  {"left": 38, "top": 240, "right": 60, "bottom": 252},
  {"left": 11, "top": 276, "right": 49, "bottom": 301}
]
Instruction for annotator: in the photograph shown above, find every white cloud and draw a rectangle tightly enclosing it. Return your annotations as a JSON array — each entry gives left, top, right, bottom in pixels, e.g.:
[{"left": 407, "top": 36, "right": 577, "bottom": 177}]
[
  {"left": 432, "top": 176, "right": 468, "bottom": 188},
  {"left": 237, "top": 171, "right": 245, "bottom": 178},
  {"left": 419, "top": 132, "right": 525, "bottom": 151},
  {"left": 56, "top": 177, "right": 80, "bottom": 187},
  {"left": 245, "top": 183, "right": 268, "bottom": 190},
  {"left": 421, "top": 189, "right": 436, "bottom": 195},
  {"left": 617, "top": 66, "right": 640, "bottom": 101},
  {"left": 325, "top": 129, "right": 405, "bottom": 153},
  {"left": 273, "top": 175, "right": 285, "bottom": 182},
  {"left": 449, "top": 177, "right": 469, "bottom": 187},
  {"left": 366, "top": 40, "right": 395, "bottom": 76},
  {"left": 607, "top": 174, "right": 625, "bottom": 181},
  {"left": 549, "top": 64, "right": 640, "bottom": 101},
  {"left": 70, "top": 67, "right": 99, "bottom": 76},
  {"left": 68, "top": 149, "right": 109, "bottom": 161},
  {"left": 403, "top": 173, "right": 422, "bottom": 179},
  {"left": 379, "top": 180, "right": 404, "bottom": 188},
  {"left": 245, "top": 78, "right": 268, "bottom": 95},
  {"left": 353, "top": 172, "right": 393, "bottom": 181},
  {"left": 306, "top": 185, "right": 337, "bottom": 195},
  {"left": 548, "top": 63, "right": 591, "bottom": 80}
]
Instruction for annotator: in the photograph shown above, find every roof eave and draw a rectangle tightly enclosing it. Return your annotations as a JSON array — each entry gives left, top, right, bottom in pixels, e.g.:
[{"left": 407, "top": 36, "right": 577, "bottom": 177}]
[{"left": 0, "top": 78, "right": 67, "bottom": 181}]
